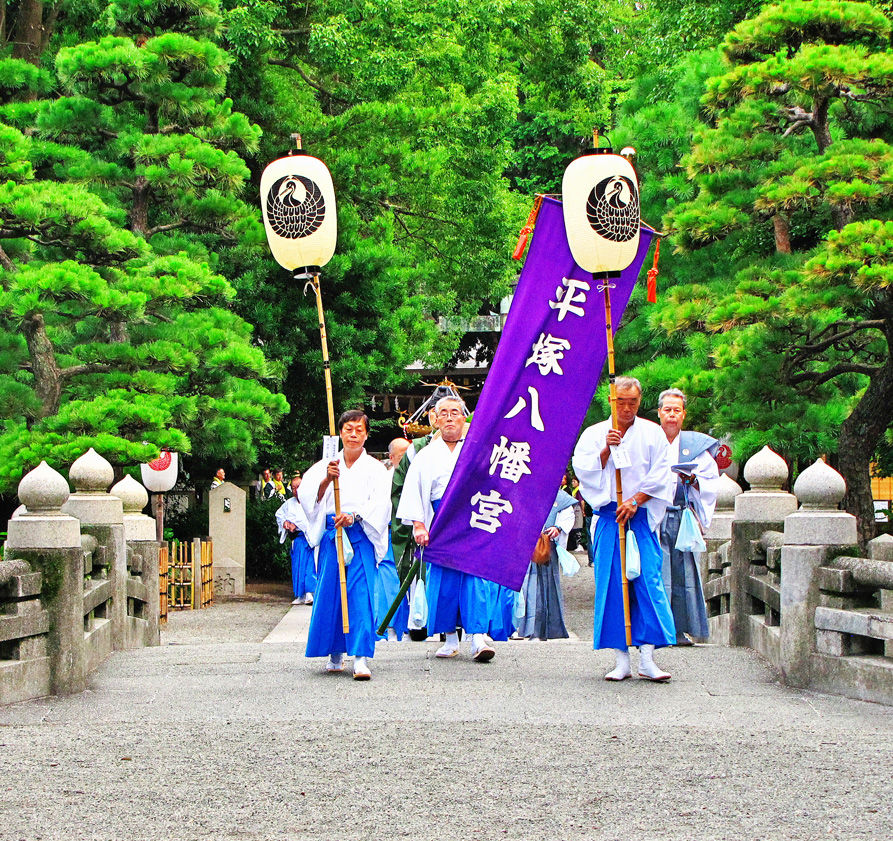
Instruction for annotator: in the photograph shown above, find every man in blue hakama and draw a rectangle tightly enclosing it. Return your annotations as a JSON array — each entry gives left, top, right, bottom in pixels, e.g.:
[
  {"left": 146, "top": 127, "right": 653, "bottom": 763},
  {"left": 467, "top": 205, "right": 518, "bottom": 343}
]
[
  {"left": 397, "top": 396, "right": 498, "bottom": 662},
  {"left": 275, "top": 474, "right": 317, "bottom": 605},
  {"left": 299, "top": 410, "right": 390, "bottom": 681},
  {"left": 573, "top": 376, "right": 677, "bottom": 682}
]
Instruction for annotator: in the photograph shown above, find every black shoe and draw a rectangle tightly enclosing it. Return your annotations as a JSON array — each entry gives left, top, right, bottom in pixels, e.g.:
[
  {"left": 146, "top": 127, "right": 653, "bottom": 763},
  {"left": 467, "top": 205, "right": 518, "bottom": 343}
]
[{"left": 409, "top": 628, "right": 428, "bottom": 641}]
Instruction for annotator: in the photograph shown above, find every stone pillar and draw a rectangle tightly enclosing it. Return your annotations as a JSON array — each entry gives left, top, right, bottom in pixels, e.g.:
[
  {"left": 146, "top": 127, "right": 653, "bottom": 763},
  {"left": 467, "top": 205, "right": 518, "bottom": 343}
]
[
  {"left": 111, "top": 475, "right": 161, "bottom": 648},
  {"left": 869, "top": 534, "right": 893, "bottom": 657},
  {"left": 728, "top": 446, "right": 798, "bottom": 647},
  {"left": 208, "top": 482, "right": 246, "bottom": 595},
  {"left": 5, "top": 462, "right": 86, "bottom": 695},
  {"left": 780, "top": 459, "right": 857, "bottom": 688},
  {"left": 61, "top": 449, "right": 125, "bottom": 668}
]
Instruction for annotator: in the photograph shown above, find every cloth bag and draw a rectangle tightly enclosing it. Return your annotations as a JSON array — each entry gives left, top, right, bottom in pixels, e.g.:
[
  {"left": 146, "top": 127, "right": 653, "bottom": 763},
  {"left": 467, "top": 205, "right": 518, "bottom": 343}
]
[
  {"left": 675, "top": 508, "right": 707, "bottom": 553},
  {"left": 556, "top": 544, "right": 580, "bottom": 577},
  {"left": 625, "top": 528, "right": 641, "bottom": 581},
  {"left": 531, "top": 532, "right": 551, "bottom": 565},
  {"left": 410, "top": 574, "right": 428, "bottom": 626}
]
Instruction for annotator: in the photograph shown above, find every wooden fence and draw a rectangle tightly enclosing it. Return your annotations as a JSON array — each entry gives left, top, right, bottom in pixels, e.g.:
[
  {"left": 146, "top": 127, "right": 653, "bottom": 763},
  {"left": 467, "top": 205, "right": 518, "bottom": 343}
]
[{"left": 159, "top": 538, "right": 213, "bottom": 623}]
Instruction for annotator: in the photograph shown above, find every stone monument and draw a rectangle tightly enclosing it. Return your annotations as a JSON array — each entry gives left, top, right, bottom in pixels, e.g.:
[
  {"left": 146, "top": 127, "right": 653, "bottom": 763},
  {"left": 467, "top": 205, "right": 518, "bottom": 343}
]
[{"left": 208, "top": 481, "right": 246, "bottom": 595}]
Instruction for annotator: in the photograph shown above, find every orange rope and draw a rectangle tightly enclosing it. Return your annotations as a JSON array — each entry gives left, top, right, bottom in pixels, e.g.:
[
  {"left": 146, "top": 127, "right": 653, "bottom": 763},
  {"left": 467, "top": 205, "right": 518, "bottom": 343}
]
[
  {"left": 512, "top": 194, "right": 544, "bottom": 260},
  {"left": 646, "top": 236, "right": 661, "bottom": 303}
]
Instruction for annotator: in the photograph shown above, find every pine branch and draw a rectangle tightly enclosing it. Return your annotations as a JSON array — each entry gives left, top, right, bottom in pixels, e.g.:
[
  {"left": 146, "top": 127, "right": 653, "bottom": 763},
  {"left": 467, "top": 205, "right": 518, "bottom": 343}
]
[
  {"left": 59, "top": 363, "right": 114, "bottom": 379},
  {"left": 0, "top": 243, "right": 16, "bottom": 273},
  {"left": 147, "top": 220, "right": 187, "bottom": 236},
  {"left": 266, "top": 59, "right": 349, "bottom": 103},
  {"left": 788, "top": 363, "right": 880, "bottom": 385}
]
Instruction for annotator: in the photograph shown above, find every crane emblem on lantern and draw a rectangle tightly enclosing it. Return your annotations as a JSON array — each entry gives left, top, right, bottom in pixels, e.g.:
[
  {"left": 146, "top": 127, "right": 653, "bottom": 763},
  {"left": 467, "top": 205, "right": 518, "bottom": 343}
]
[
  {"left": 265, "top": 175, "right": 327, "bottom": 239},
  {"left": 587, "top": 175, "right": 639, "bottom": 243}
]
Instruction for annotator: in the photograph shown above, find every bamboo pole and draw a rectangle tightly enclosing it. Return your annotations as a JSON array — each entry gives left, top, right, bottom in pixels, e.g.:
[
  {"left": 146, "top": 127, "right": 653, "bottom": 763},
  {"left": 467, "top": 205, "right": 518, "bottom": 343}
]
[
  {"left": 308, "top": 271, "right": 350, "bottom": 634},
  {"left": 602, "top": 279, "right": 633, "bottom": 647}
]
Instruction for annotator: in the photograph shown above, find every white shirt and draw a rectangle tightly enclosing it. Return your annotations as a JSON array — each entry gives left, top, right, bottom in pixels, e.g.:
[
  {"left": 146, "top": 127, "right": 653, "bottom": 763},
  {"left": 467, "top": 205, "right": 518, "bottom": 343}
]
[
  {"left": 667, "top": 435, "right": 720, "bottom": 529},
  {"left": 572, "top": 416, "right": 674, "bottom": 532},
  {"left": 397, "top": 437, "right": 464, "bottom": 529},
  {"left": 298, "top": 450, "right": 391, "bottom": 561},
  {"left": 275, "top": 496, "right": 312, "bottom": 545}
]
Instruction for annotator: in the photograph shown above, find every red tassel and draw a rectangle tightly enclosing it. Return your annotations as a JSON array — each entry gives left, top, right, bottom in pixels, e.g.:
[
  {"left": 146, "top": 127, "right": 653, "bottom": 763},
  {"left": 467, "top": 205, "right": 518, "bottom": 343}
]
[
  {"left": 512, "top": 229, "right": 530, "bottom": 260},
  {"left": 512, "top": 195, "right": 543, "bottom": 261},
  {"left": 646, "top": 237, "right": 660, "bottom": 303}
]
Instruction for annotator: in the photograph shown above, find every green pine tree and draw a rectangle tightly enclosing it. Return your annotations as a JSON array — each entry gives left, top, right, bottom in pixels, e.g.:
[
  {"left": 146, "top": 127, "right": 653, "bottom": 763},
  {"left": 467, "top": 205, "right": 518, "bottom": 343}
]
[{"left": 0, "top": 0, "right": 287, "bottom": 488}]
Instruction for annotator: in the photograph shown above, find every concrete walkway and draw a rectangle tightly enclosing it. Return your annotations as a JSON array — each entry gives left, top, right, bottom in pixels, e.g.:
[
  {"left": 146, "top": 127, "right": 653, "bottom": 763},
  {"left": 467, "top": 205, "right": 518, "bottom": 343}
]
[{"left": 1, "top": 587, "right": 891, "bottom": 841}]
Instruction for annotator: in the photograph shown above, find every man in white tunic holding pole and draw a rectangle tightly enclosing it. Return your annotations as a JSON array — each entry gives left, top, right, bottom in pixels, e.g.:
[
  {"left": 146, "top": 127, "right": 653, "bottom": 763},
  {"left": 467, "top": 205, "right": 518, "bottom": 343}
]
[
  {"left": 573, "top": 376, "right": 676, "bottom": 681},
  {"left": 299, "top": 410, "right": 391, "bottom": 680},
  {"left": 397, "top": 396, "right": 497, "bottom": 662}
]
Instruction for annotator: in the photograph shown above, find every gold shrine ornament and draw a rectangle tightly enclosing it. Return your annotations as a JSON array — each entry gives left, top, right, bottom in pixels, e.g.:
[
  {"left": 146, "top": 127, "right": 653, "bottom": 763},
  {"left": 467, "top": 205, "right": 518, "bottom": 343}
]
[
  {"left": 260, "top": 153, "right": 337, "bottom": 274},
  {"left": 562, "top": 149, "right": 640, "bottom": 274}
]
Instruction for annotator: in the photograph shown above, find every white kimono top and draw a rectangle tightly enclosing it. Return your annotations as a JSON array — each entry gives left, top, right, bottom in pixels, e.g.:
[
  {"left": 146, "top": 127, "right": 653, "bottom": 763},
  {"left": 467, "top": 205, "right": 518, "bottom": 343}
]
[
  {"left": 667, "top": 435, "right": 721, "bottom": 529},
  {"left": 572, "top": 416, "right": 674, "bottom": 532},
  {"left": 274, "top": 496, "right": 312, "bottom": 545},
  {"left": 298, "top": 450, "right": 391, "bottom": 561},
  {"left": 396, "top": 437, "right": 465, "bottom": 530}
]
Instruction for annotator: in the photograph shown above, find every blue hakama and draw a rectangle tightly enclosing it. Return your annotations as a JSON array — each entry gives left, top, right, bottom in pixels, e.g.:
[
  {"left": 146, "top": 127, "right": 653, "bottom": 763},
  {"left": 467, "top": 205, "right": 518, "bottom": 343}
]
[
  {"left": 374, "top": 541, "right": 409, "bottom": 640},
  {"left": 488, "top": 586, "right": 518, "bottom": 642},
  {"left": 424, "top": 498, "right": 497, "bottom": 635},
  {"left": 290, "top": 531, "right": 317, "bottom": 600},
  {"left": 305, "top": 516, "right": 377, "bottom": 659},
  {"left": 592, "top": 503, "right": 676, "bottom": 649}
]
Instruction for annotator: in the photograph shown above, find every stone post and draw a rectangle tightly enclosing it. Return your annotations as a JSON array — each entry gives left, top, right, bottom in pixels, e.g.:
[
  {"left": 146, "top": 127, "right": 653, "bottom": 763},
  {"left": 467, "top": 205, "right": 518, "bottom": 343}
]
[
  {"left": 111, "top": 474, "right": 161, "bottom": 648},
  {"left": 208, "top": 482, "right": 246, "bottom": 595},
  {"left": 728, "top": 446, "right": 798, "bottom": 647},
  {"left": 780, "top": 459, "right": 858, "bottom": 687},
  {"left": 5, "top": 462, "right": 86, "bottom": 695},
  {"left": 61, "top": 449, "right": 125, "bottom": 669},
  {"left": 869, "top": 534, "right": 893, "bottom": 657}
]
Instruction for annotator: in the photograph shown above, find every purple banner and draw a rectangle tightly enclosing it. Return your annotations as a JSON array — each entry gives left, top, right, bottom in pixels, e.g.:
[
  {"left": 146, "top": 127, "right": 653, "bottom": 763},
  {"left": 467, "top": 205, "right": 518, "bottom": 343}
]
[{"left": 423, "top": 196, "right": 653, "bottom": 590}]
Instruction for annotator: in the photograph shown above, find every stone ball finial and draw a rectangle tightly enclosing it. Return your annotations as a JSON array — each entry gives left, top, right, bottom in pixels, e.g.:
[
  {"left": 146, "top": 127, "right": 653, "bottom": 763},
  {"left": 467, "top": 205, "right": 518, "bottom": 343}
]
[
  {"left": 69, "top": 448, "right": 114, "bottom": 493},
  {"left": 111, "top": 474, "right": 149, "bottom": 514},
  {"left": 716, "top": 473, "right": 743, "bottom": 511},
  {"left": 743, "top": 445, "right": 788, "bottom": 491},
  {"left": 793, "top": 458, "right": 846, "bottom": 511},
  {"left": 17, "top": 461, "right": 71, "bottom": 513}
]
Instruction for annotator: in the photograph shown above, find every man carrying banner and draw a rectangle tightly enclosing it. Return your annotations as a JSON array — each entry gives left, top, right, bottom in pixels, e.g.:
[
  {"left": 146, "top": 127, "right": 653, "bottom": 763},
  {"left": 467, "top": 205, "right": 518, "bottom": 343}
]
[
  {"left": 572, "top": 376, "right": 676, "bottom": 681},
  {"left": 397, "top": 396, "right": 497, "bottom": 662},
  {"left": 299, "top": 409, "right": 391, "bottom": 680}
]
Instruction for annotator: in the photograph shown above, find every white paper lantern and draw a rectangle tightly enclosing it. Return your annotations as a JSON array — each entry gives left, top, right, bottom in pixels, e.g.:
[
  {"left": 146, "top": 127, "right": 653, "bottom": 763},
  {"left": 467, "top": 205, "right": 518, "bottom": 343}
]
[
  {"left": 260, "top": 153, "right": 337, "bottom": 275},
  {"left": 562, "top": 149, "right": 641, "bottom": 274},
  {"left": 140, "top": 451, "right": 179, "bottom": 493}
]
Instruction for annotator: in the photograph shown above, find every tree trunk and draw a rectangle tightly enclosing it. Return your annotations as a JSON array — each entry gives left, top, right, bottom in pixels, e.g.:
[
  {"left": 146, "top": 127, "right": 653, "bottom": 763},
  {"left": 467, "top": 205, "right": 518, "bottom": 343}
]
[
  {"left": 11, "top": 0, "right": 44, "bottom": 64},
  {"left": 838, "top": 318, "right": 893, "bottom": 549},
  {"left": 23, "top": 312, "right": 62, "bottom": 417},
  {"left": 773, "top": 214, "right": 791, "bottom": 254},
  {"left": 131, "top": 176, "right": 150, "bottom": 235}
]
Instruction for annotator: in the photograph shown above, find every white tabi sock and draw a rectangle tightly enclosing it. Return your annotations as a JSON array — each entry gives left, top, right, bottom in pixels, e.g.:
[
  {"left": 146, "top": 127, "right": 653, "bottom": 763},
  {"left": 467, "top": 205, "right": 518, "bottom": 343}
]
[
  {"left": 444, "top": 631, "right": 459, "bottom": 648},
  {"left": 638, "top": 644, "right": 671, "bottom": 681},
  {"left": 604, "top": 648, "right": 632, "bottom": 681}
]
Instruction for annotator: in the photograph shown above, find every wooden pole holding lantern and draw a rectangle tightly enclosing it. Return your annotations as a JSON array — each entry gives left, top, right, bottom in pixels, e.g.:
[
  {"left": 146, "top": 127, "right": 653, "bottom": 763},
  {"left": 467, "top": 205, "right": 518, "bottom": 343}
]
[
  {"left": 259, "top": 134, "right": 349, "bottom": 634},
  {"left": 307, "top": 270, "right": 350, "bottom": 634},
  {"left": 562, "top": 129, "right": 641, "bottom": 648}
]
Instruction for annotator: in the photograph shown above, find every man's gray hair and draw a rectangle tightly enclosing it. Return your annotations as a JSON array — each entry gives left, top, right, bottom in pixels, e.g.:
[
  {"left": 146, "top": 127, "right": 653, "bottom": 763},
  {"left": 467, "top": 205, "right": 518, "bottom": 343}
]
[
  {"left": 614, "top": 376, "right": 642, "bottom": 395},
  {"left": 657, "top": 388, "right": 686, "bottom": 409},
  {"left": 434, "top": 395, "right": 467, "bottom": 414}
]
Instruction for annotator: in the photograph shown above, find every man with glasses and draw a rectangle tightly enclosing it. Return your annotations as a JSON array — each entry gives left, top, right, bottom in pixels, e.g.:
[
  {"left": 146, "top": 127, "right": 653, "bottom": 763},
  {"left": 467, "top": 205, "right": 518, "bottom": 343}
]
[{"left": 397, "top": 396, "right": 497, "bottom": 662}]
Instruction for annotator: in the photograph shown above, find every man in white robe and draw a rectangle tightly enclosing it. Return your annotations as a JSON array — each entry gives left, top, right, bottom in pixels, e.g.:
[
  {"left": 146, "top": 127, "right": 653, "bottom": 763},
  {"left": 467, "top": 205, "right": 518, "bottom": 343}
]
[
  {"left": 397, "top": 396, "right": 497, "bottom": 661},
  {"left": 572, "top": 376, "right": 676, "bottom": 681},
  {"left": 276, "top": 474, "right": 317, "bottom": 606},
  {"left": 657, "top": 388, "right": 720, "bottom": 644},
  {"left": 299, "top": 410, "right": 391, "bottom": 680}
]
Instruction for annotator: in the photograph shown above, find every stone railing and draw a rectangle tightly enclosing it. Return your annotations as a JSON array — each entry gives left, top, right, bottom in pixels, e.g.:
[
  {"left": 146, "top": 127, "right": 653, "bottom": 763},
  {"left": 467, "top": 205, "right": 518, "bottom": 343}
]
[
  {"left": 0, "top": 451, "right": 161, "bottom": 705},
  {"left": 703, "top": 447, "right": 892, "bottom": 705}
]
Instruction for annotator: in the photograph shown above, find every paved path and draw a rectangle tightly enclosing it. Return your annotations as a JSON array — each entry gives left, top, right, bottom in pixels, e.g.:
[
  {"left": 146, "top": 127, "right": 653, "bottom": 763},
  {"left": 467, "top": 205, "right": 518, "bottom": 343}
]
[{"left": 1, "top": 580, "right": 891, "bottom": 841}]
